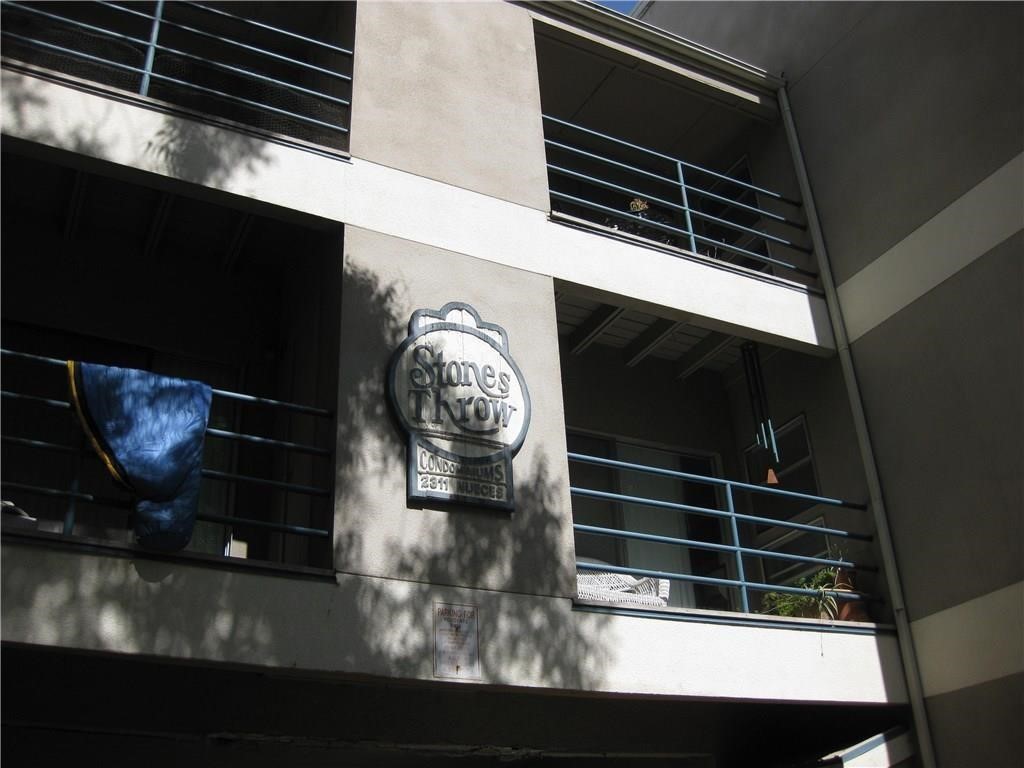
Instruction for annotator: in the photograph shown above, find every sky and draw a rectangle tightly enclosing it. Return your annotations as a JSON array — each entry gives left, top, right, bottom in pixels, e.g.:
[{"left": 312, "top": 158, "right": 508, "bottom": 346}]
[{"left": 593, "top": 1, "right": 637, "bottom": 15}]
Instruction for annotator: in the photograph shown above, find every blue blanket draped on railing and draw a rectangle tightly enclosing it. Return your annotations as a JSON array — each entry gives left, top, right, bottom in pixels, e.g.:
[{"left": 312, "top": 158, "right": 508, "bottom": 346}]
[{"left": 68, "top": 361, "right": 212, "bottom": 551}]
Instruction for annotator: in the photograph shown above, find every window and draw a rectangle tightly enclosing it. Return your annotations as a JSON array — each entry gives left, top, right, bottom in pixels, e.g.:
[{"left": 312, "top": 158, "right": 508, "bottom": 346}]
[
  {"left": 743, "top": 414, "right": 819, "bottom": 532},
  {"left": 743, "top": 415, "right": 831, "bottom": 590},
  {"left": 568, "top": 433, "right": 731, "bottom": 611}
]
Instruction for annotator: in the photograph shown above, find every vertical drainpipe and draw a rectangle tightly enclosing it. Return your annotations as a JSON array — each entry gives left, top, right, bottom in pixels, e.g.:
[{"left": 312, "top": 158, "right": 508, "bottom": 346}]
[{"left": 777, "top": 85, "right": 938, "bottom": 768}]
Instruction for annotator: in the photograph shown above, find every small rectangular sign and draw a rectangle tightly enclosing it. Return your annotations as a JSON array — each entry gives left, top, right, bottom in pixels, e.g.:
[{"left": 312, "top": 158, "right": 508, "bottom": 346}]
[
  {"left": 433, "top": 601, "right": 481, "bottom": 679},
  {"left": 414, "top": 443, "right": 510, "bottom": 507}
]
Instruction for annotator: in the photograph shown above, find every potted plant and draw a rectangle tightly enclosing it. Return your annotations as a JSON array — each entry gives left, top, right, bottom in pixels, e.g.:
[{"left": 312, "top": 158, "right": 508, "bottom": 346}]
[
  {"left": 760, "top": 559, "right": 872, "bottom": 622},
  {"left": 759, "top": 566, "right": 840, "bottom": 620}
]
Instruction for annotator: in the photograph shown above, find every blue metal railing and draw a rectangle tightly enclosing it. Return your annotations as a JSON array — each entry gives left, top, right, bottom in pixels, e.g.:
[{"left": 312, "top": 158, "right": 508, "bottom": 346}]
[
  {"left": 569, "top": 452, "right": 875, "bottom": 617},
  {"left": 0, "top": 0, "right": 352, "bottom": 149},
  {"left": 0, "top": 348, "right": 334, "bottom": 547},
  {"left": 543, "top": 115, "right": 816, "bottom": 279}
]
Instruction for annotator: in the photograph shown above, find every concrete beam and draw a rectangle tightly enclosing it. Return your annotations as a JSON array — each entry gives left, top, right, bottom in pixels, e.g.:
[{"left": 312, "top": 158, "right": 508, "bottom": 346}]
[
  {"left": 623, "top": 317, "right": 684, "bottom": 367},
  {"left": 675, "top": 332, "right": 733, "bottom": 380},
  {"left": 568, "top": 304, "right": 625, "bottom": 355}
]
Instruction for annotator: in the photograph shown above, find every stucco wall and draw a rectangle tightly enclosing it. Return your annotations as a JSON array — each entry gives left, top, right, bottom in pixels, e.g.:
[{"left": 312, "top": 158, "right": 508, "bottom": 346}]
[
  {"left": 851, "top": 240, "right": 1023, "bottom": 621},
  {"left": 334, "top": 226, "right": 576, "bottom": 599},
  {"left": 0, "top": 70, "right": 834, "bottom": 354},
  {"left": 0, "top": 541, "right": 908, "bottom": 705},
  {"left": 349, "top": 0, "right": 549, "bottom": 212},
  {"left": 638, "top": 2, "right": 1024, "bottom": 285},
  {"left": 635, "top": 4, "right": 1024, "bottom": 764}
]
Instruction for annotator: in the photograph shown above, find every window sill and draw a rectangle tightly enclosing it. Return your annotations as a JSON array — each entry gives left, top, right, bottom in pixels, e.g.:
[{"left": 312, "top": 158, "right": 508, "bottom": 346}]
[{"left": 1, "top": 527, "right": 337, "bottom": 583}]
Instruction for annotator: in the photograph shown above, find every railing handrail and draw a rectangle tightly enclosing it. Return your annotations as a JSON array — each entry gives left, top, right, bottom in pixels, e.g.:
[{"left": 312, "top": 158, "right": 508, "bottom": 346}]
[
  {"left": 550, "top": 192, "right": 816, "bottom": 276},
  {"left": 0, "top": 481, "right": 330, "bottom": 538},
  {"left": 569, "top": 450, "right": 877, "bottom": 618},
  {"left": 573, "top": 522, "right": 872, "bottom": 571},
  {"left": 175, "top": 1, "right": 353, "bottom": 57},
  {"left": 545, "top": 139, "right": 801, "bottom": 229},
  {"left": 543, "top": 114, "right": 802, "bottom": 206},
  {"left": 0, "top": 348, "right": 333, "bottom": 418},
  {"left": 568, "top": 451, "right": 866, "bottom": 510},
  {"left": 1, "top": 346, "right": 335, "bottom": 544},
  {"left": 548, "top": 162, "right": 810, "bottom": 253},
  {"left": 1, "top": 0, "right": 352, "bottom": 147},
  {"left": 543, "top": 114, "right": 818, "bottom": 277},
  {"left": 570, "top": 486, "right": 872, "bottom": 542}
]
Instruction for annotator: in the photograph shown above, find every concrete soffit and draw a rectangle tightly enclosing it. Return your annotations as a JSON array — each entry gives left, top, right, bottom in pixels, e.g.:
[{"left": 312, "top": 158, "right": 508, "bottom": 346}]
[{"left": 516, "top": 0, "right": 782, "bottom": 119}]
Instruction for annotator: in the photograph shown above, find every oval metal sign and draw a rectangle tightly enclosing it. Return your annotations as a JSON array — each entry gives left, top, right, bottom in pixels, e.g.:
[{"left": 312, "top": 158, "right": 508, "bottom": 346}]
[{"left": 388, "top": 302, "right": 531, "bottom": 510}]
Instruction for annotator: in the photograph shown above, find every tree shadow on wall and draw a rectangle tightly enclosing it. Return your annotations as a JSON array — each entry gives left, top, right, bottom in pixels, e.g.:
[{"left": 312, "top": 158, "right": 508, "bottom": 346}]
[
  {"left": 332, "top": 450, "right": 609, "bottom": 693},
  {"left": 2, "top": 68, "right": 274, "bottom": 190},
  {"left": 328, "top": 259, "right": 609, "bottom": 692},
  {"left": 144, "top": 118, "right": 274, "bottom": 190},
  {"left": 0, "top": 132, "right": 612, "bottom": 756}
]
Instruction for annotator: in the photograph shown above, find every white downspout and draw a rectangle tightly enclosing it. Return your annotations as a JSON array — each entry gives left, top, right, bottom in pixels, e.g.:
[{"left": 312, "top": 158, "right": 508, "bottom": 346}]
[{"left": 777, "top": 85, "right": 938, "bottom": 768}]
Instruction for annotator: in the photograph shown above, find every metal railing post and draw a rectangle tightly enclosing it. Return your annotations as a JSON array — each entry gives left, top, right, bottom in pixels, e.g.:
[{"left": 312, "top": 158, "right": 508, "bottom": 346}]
[
  {"left": 139, "top": 0, "right": 165, "bottom": 96},
  {"left": 676, "top": 161, "right": 698, "bottom": 254},
  {"left": 725, "top": 483, "right": 749, "bottom": 613}
]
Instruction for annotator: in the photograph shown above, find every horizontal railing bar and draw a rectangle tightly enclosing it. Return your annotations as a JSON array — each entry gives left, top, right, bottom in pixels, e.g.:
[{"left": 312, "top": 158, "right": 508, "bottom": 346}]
[
  {"left": 0, "top": 482, "right": 327, "bottom": 539},
  {"left": 144, "top": 70, "right": 350, "bottom": 133},
  {"left": 568, "top": 452, "right": 867, "bottom": 510},
  {"left": 205, "top": 428, "right": 330, "bottom": 456},
  {"left": 0, "top": 30, "right": 148, "bottom": 77},
  {"left": 546, "top": 138, "right": 679, "bottom": 187},
  {"left": 196, "top": 512, "right": 329, "bottom": 538},
  {"left": 0, "top": 480, "right": 129, "bottom": 508},
  {"left": 1, "top": 390, "right": 71, "bottom": 410},
  {"left": 546, "top": 141, "right": 801, "bottom": 228},
  {"left": 0, "top": 437, "right": 333, "bottom": 496},
  {"left": 0, "top": 428, "right": 329, "bottom": 459},
  {"left": 178, "top": 1, "right": 353, "bottom": 56},
  {"left": 210, "top": 388, "right": 332, "bottom": 418},
  {"left": 543, "top": 114, "right": 803, "bottom": 206},
  {"left": 687, "top": 184, "right": 804, "bottom": 229},
  {"left": 573, "top": 522, "right": 870, "bottom": 571},
  {"left": 0, "top": 348, "right": 66, "bottom": 366},
  {"left": 549, "top": 164, "right": 809, "bottom": 250},
  {"left": 0, "top": 350, "right": 332, "bottom": 418},
  {"left": 2, "top": 2, "right": 152, "bottom": 50},
  {"left": 575, "top": 561, "right": 871, "bottom": 602},
  {"left": 571, "top": 486, "right": 872, "bottom": 541},
  {"left": 201, "top": 469, "right": 330, "bottom": 497},
  {"left": 145, "top": 42, "right": 350, "bottom": 107},
  {"left": 577, "top": 558, "right": 743, "bottom": 591},
  {"left": 1, "top": 31, "right": 351, "bottom": 129},
  {"left": 1, "top": 435, "right": 76, "bottom": 453},
  {"left": 551, "top": 192, "right": 817, "bottom": 277},
  {"left": 102, "top": 3, "right": 353, "bottom": 83}
]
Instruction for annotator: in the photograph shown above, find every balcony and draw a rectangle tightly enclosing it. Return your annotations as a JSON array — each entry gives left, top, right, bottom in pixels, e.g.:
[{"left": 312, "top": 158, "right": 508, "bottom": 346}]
[
  {"left": 534, "top": 10, "right": 819, "bottom": 289},
  {"left": 569, "top": 447, "right": 880, "bottom": 626},
  {"left": 0, "top": 149, "right": 342, "bottom": 569},
  {"left": 0, "top": 0, "right": 354, "bottom": 152},
  {"left": 1, "top": 348, "right": 334, "bottom": 569},
  {"left": 544, "top": 115, "right": 817, "bottom": 285},
  {"left": 556, "top": 277, "right": 886, "bottom": 627}
]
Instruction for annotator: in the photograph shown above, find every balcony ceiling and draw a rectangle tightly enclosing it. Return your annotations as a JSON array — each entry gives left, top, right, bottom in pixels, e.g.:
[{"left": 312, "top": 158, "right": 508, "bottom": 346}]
[
  {"left": 535, "top": 23, "right": 768, "bottom": 170},
  {"left": 0, "top": 149, "right": 331, "bottom": 276},
  {"left": 554, "top": 290, "right": 752, "bottom": 380}
]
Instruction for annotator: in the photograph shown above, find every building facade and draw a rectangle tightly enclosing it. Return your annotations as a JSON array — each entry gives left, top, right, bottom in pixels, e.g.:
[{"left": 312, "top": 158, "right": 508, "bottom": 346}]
[
  {"left": 634, "top": 3, "right": 1024, "bottom": 766},
  {"left": 1, "top": 2, "right": 1019, "bottom": 766}
]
